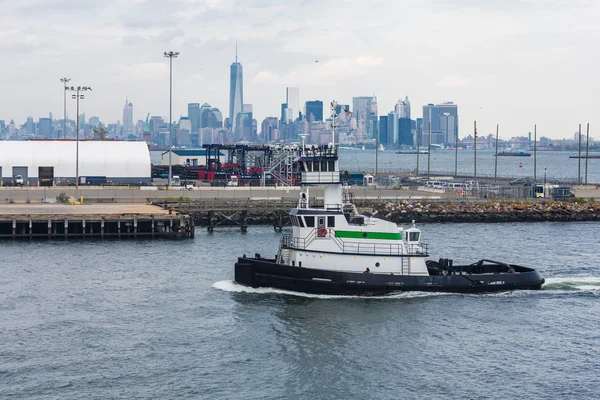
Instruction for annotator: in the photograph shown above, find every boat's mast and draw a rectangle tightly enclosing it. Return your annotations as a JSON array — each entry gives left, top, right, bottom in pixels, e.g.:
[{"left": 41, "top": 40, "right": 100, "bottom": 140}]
[{"left": 330, "top": 101, "right": 337, "bottom": 146}]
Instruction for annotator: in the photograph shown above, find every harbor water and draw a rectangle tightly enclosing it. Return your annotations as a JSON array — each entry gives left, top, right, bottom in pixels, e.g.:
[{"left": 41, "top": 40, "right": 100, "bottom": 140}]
[
  {"left": 1, "top": 222, "right": 599, "bottom": 399},
  {"left": 339, "top": 148, "right": 600, "bottom": 183},
  {"left": 151, "top": 148, "right": 600, "bottom": 183}
]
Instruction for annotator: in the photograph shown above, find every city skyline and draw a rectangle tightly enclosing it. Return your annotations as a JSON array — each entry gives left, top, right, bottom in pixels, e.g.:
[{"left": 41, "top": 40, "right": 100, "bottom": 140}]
[{"left": 0, "top": 0, "right": 598, "bottom": 139}]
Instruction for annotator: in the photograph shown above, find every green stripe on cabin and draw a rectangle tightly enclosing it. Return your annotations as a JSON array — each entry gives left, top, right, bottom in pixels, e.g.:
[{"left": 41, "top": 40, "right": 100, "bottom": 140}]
[{"left": 335, "top": 231, "right": 402, "bottom": 240}]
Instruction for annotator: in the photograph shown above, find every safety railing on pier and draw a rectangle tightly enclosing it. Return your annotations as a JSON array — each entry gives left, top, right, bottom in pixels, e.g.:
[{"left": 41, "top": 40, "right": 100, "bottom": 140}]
[{"left": 281, "top": 231, "right": 428, "bottom": 256}]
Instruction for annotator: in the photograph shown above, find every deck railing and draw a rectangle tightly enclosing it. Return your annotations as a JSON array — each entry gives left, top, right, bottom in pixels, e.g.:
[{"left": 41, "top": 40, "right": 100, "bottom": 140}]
[{"left": 281, "top": 231, "right": 428, "bottom": 256}]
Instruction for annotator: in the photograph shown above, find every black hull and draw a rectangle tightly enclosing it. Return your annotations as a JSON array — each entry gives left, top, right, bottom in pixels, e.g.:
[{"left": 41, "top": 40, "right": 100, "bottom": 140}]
[{"left": 235, "top": 258, "right": 545, "bottom": 296}]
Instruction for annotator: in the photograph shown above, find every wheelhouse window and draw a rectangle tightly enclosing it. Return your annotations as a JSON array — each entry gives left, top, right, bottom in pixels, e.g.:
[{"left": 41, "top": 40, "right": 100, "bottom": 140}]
[
  {"left": 328, "top": 160, "right": 335, "bottom": 171},
  {"left": 304, "top": 216, "right": 315, "bottom": 227},
  {"left": 409, "top": 232, "right": 420, "bottom": 242},
  {"left": 321, "top": 161, "right": 327, "bottom": 171},
  {"left": 313, "top": 161, "right": 320, "bottom": 172},
  {"left": 298, "top": 217, "right": 305, "bottom": 228},
  {"left": 327, "top": 216, "right": 335, "bottom": 227}
]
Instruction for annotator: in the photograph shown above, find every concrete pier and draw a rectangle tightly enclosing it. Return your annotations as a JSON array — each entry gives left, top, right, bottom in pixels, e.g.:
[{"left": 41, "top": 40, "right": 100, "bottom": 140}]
[{"left": 0, "top": 204, "right": 194, "bottom": 239}]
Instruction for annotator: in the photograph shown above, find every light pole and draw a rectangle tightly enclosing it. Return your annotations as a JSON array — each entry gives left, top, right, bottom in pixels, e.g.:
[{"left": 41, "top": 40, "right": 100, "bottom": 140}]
[
  {"left": 454, "top": 122, "right": 458, "bottom": 178},
  {"left": 164, "top": 51, "right": 179, "bottom": 186},
  {"left": 60, "top": 77, "right": 70, "bottom": 139},
  {"left": 66, "top": 86, "right": 91, "bottom": 201},
  {"left": 494, "top": 124, "right": 499, "bottom": 182},
  {"left": 473, "top": 120, "right": 477, "bottom": 185}
]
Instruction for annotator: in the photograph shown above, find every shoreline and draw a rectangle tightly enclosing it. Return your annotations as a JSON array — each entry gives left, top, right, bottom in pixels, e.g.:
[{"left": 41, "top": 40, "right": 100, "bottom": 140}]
[{"left": 190, "top": 199, "right": 600, "bottom": 226}]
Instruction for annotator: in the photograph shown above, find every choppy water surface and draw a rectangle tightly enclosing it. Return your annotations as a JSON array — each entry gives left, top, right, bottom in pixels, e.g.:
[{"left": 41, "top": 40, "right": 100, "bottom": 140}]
[{"left": 1, "top": 223, "right": 599, "bottom": 399}]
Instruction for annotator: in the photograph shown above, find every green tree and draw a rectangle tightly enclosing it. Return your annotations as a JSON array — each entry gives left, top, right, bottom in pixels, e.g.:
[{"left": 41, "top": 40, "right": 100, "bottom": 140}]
[{"left": 92, "top": 127, "right": 107, "bottom": 140}]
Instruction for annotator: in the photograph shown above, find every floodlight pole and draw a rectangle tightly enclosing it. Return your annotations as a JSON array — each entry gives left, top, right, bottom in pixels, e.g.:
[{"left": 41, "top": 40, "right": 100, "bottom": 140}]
[
  {"left": 60, "top": 77, "right": 70, "bottom": 139},
  {"left": 164, "top": 51, "right": 179, "bottom": 186}
]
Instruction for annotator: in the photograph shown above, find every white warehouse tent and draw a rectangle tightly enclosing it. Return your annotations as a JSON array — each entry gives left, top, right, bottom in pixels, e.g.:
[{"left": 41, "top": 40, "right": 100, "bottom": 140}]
[{"left": 0, "top": 140, "right": 151, "bottom": 186}]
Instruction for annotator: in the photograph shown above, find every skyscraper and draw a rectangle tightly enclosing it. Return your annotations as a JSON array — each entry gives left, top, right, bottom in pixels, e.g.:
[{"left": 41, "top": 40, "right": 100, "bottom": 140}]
[
  {"left": 352, "top": 96, "right": 377, "bottom": 141},
  {"left": 229, "top": 44, "right": 244, "bottom": 134},
  {"left": 122, "top": 97, "right": 133, "bottom": 137},
  {"left": 398, "top": 118, "right": 413, "bottom": 146},
  {"left": 379, "top": 116, "right": 388, "bottom": 146},
  {"left": 352, "top": 96, "right": 370, "bottom": 142},
  {"left": 437, "top": 102, "right": 458, "bottom": 145},
  {"left": 395, "top": 96, "right": 411, "bottom": 119},
  {"left": 422, "top": 102, "right": 458, "bottom": 145},
  {"left": 25, "top": 117, "right": 34, "bottom": 135},
  {"left": 387, "top": 112, "right": 398, "bottom": 147},
  {"left": 368, "top": 95, "right": 378, "bottom": 140},
  {"left": 188, "top": 103, "right": 200, "bottom": 133},
  {"left": 38, "top": 118, "right": 53, "bottom": 139},
  {"left": 285, "top": 87, "right": 300, "bottom": 122},
  {"left": 305, "top": 100, "right": 323, "bottom": 122}
]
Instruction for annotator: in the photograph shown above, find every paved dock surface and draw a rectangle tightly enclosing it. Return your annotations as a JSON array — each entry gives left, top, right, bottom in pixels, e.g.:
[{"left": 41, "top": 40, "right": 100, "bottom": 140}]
[{"left": 0, "top": 203, "right": 170, "bottom": 216}]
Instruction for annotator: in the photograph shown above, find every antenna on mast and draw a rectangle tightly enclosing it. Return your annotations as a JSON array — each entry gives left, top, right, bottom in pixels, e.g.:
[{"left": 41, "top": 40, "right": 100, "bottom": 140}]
[
  {"left": 235, "top": 41, "right": 238, "bottom": 63},
  {"left": 330, "top": 100, "right": 338, "bottom": 146}
]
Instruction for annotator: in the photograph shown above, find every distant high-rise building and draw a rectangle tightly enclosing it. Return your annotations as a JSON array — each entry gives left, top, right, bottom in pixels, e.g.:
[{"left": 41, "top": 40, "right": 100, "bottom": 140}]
[
  {"left": 235, "top": 111, "right": 253, "bottom": 141},
  {"left": 150, "top": 116, "right": 165, "bottom": 133},
  {"left": 200, "top": 104, "right": 223, "bottom": 129},
  {"left": 38, "top": 118, "right": 53, "bottom": 138},
  {"left": 8, "top": 120, "right": 16, "bottom": 136},
  {"left": 88, "top": 116, "right": 100, "bottom": 127},
  {"left": 305, "top": 100, "right": 323, "bottom": 122},
  {"left": 261, "top": 117, "right": 279, "bottom": 143},
  {"left": 188, "top": 103, "right": 200, "bottom": 133},
  {"left": 25, "top": 117, "right": 34, "bottom": 135},
  {"left": 285, "top": 87, "right": 300, "bottom": 123},
  {"left": 398, "top": 118, "right": 413, "bottom": 146},
  {"left": 122, "top": 97, "right": 133, "bottom": 136},
  {"left": 437, "top": 102, "right": 458, "bottom": 145},
  {"left": 179, "top": 116, "right": 191, "bottom": 132},
  {"left": 281, "top": 103, "right": 287, "bottom": 123},
  {"left": 352, "top": 96, "right": 377, "bottom": 141},
  {"left": 229, "top": 45, "right": 244, "bottom": 134},
  {"left": 395, "top": 96, "right": 411, "bottom": 119},
  {"left": 379, "top": 116, "right": 388, "bottom": 147},
  {"left": 415, "top": 118, "right": 423, "bottom": 147},
  {"left": 353, "top": 97, "right": 370, "bottom": 142},
  {"left": 422, "top": 102, "right": 458, "bottom": 145},
  {"left": 368, "top": 95, "right": 378, "bottom": 140},
  {"left": 387, "top": 112, "right": 398, "bottom": 146}
]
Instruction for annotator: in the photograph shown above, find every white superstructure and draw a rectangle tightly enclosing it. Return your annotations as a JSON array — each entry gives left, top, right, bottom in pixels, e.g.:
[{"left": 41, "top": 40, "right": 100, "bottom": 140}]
[{"left": 277, "top": 143, "right": 429, "bottom": 276}]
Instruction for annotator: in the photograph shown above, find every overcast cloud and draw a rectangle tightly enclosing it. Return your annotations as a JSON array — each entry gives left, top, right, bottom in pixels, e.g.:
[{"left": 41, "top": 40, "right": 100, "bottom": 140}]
[{"left": 1, "top": 0, "right": 598, "bottom": 138}]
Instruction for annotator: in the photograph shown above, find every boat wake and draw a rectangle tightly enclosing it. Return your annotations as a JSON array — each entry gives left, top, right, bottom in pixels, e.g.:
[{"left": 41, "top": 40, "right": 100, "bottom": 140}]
[
  {"left": 213, "top": 281, "right": 453, "bottom": 300},
  {"left": 214, "top": 276, "right": 600, "bottom": 299},
  {"left": 542, "top": 276, "right": 600, "bottom": 292}
]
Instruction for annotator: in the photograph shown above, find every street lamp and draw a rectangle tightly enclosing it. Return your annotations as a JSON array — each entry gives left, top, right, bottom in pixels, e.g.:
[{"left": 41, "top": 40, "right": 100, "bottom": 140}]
[
  {"left": 65, "top": 85, "right": 92, "bottom": 201},
  {"left": 164, "top": 51, "right": 179, "bottom": 186},
  {"left": 60, "top": 77, "right": 70, "bottom": 139}
]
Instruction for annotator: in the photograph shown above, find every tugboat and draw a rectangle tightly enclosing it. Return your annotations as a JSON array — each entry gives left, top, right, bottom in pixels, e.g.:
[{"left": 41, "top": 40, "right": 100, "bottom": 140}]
[{"left": 234, "top": 107, "right": 545, "bottom": 296}]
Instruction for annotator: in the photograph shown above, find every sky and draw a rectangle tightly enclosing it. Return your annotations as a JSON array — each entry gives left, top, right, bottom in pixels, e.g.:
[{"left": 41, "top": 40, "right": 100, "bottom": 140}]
[{"left": 1, "top": 0, "right": 599, "bottom": 139}]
